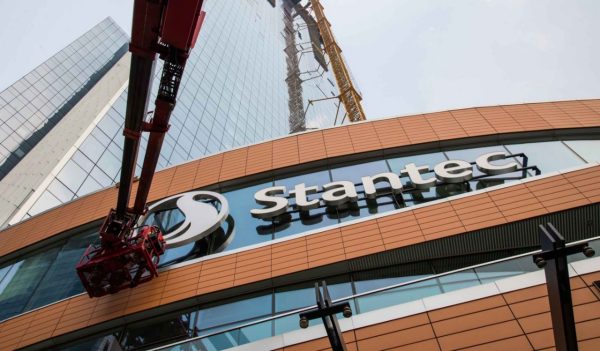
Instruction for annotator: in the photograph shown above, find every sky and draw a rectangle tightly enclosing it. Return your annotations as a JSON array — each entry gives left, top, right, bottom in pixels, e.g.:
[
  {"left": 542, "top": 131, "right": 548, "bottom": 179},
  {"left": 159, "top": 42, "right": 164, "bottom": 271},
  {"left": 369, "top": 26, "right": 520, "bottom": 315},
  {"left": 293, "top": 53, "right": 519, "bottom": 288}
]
[{"left": 1, "top": 0, "right": 599, "bottom": 119}]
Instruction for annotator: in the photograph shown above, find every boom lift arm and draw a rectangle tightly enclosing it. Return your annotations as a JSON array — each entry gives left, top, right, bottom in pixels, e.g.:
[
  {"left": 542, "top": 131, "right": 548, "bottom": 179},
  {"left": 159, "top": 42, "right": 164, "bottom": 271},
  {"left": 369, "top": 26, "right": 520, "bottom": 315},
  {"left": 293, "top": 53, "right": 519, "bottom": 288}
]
[{"left": 76, "top": 0, "right": 206, "bottom": 298}]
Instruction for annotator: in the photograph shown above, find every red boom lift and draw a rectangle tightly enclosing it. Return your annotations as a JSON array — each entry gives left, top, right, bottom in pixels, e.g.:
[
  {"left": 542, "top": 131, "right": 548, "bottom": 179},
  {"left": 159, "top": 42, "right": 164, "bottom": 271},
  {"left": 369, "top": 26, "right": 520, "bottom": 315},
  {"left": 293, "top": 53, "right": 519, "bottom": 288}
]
[{"left": 76, "top": 0, "right": 206, "bottom": 298}]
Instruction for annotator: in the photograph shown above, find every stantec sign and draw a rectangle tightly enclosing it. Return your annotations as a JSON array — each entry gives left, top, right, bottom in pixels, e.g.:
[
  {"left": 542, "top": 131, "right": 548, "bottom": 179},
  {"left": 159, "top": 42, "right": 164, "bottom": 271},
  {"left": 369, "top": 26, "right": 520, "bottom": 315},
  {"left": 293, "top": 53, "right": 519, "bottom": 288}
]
[
  {"left": 251, "top": 151, "right": 519, "bottom": 219},
  {"left": 139, "top": 191, "right": 229, "bottom": 247}
]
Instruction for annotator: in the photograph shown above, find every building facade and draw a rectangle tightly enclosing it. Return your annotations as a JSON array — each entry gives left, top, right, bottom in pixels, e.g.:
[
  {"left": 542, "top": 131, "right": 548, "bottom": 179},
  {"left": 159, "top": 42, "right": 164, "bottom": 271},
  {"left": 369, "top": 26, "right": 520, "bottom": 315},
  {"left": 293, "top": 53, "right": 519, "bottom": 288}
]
[
  {"left": 0, "top": 18, "right": 130, "bottom": 226},
  {"left": 0, "top": 99, "right": 598, "bottom": 350},
  {"left": 0, "top": 0, "right": 347, "bottom": 227}
]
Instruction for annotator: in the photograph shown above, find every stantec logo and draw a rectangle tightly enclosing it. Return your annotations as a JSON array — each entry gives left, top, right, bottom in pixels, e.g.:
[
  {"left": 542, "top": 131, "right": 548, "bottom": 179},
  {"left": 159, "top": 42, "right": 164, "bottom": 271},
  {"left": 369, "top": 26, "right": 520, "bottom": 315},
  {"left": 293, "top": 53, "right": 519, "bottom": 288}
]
[{"left": 139, "top": 191, "right": 230, "bottom": 247}]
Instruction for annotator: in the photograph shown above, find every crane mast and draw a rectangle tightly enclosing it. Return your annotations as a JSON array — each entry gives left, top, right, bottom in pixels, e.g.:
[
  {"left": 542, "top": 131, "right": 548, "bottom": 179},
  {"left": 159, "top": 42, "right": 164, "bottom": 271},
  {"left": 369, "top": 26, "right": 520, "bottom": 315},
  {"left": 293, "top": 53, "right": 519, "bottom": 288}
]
[
  {"left": 76, "top": 0, "right": 206, "bottom": 298},
  {"left": 311, "top": 0, "right": 366, "bottom": 122}
]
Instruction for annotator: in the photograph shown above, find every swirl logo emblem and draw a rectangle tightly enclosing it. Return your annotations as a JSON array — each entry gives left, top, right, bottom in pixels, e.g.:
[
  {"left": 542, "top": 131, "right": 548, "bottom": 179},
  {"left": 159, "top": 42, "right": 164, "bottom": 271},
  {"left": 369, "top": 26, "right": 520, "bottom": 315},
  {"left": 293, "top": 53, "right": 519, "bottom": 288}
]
[{"left": 139, "top": 191, "right": 230, "bottom": 248}]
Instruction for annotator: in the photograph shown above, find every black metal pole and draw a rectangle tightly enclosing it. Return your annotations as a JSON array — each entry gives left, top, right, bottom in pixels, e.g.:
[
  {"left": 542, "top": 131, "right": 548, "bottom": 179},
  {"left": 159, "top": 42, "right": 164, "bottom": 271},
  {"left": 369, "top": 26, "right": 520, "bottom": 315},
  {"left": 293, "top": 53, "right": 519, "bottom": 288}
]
[
  {"left": 538, "top": 224, "right": 578, "bottom": 351},
  {"left": 299, "top": 281, "right": 352, "bottom": 351},
  {"left": 533, "top": 223, "right": 595, "bottom": 351}
]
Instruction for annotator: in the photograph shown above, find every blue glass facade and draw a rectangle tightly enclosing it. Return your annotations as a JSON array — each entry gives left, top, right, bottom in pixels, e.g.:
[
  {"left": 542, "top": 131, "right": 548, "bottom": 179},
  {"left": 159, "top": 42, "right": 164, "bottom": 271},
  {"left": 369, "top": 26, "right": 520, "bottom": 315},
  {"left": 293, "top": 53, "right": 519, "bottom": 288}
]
[
  {"left": 0, "top": 18, "right": 128, "bottom": 181},
  {"left": 17, "top": 0, "right": 346, "bottom": 220}
]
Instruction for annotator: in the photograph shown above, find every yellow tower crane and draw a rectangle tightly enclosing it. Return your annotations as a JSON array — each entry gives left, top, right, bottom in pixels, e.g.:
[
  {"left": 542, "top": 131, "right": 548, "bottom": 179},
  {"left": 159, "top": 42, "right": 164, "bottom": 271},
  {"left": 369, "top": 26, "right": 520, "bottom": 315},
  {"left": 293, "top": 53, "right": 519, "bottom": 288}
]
[{"left": 311, "top": 0, "right": 367, "bottom": 122}]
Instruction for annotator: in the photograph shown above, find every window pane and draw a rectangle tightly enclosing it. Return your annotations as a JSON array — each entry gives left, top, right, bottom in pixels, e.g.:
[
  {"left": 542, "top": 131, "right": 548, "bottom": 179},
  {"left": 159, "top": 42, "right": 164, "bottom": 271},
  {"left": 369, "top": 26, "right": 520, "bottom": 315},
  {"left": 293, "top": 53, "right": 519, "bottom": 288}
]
[
  {"left": 505, "top": 141, "right": 584, "bottom": 173},
  {"left": 0, "top": 245, "right": 61, "bottom": 320},
  {"left": 564, "top": 140, "right": 600, "bottom": 163},
  {"left": 197, "top": 293, "right": 271, "bottom": 331}
]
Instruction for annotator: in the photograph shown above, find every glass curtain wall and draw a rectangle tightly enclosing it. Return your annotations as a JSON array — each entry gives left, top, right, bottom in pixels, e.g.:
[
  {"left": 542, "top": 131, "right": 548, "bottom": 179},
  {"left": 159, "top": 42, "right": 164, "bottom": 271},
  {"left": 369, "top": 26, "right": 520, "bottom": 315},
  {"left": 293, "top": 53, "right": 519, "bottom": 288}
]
[
  {"left": 20, "top": 0, "right": 345, "bottom": 220},
  {"left": 0, "top": 18, "right": 129, "bottom": 181}
]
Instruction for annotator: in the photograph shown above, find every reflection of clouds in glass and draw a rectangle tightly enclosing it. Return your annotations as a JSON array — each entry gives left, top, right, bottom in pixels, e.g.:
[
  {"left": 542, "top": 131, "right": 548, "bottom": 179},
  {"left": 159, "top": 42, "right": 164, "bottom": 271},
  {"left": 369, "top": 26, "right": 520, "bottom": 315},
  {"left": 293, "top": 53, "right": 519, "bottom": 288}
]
[{"left": 306, "top": 111, "right": 332, "bottom": 129}]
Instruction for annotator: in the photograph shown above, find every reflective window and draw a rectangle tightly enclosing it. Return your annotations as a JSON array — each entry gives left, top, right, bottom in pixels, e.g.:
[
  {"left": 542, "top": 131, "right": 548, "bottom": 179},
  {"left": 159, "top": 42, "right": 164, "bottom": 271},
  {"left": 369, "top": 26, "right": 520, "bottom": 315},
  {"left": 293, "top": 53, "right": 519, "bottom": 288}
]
[
  {"left": 197, "top": 293, "right": 272, "bottom": 332},
  {"left": 564, "top": 140, "right": 600, "bottom": 163},
  {"left": 0, "top": 18, "right": 128, "bottom": 181},
  {"left": 19, "top": 0, "right": 347, "bottom": 220},
  {"left": 505, "top": 141, "right": 585, "bottom": 173},
  {"left": 0, "top": 245, "right": 61, "bottom": 320},
  {"left": 223, "top": 182, "right": 275, "bottom": 250},
  {"left": 387, "top": 151, "right": 447, "bottom": 205}
]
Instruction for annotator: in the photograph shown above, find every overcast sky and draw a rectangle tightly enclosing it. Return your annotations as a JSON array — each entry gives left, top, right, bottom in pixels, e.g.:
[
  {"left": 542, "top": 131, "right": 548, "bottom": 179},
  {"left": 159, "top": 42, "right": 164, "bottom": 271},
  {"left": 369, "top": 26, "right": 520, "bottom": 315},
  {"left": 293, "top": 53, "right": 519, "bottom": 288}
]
[{"left": 1, "top": 0, "right": 599, "bottom": 119}]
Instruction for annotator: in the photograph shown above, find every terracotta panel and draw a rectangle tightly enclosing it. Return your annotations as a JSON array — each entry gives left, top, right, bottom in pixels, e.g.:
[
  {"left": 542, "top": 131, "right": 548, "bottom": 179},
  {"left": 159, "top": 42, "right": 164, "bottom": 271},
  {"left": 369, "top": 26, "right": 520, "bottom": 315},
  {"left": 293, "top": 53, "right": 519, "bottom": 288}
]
[
  {"left": 297, "top": 131, "right": 326, "bottom": 163},
  {"left": 272, "top": 262, "right": 309, "bottom": 277},
  {"left": 387, "top": 338, "right": 441, "bottom": 351},
  {"left": 347, "top": 122, "right": 383, "bottom": 153},
  {"left": 219, "top": 147, "right": 248, "bottom": 181},
  {"left": 510, "top": 296, "right": 549, "bottom": 318},
  {"left": 235, "top": 272, "right": 271, "bottom": 286},
  {"left": 577, "top": 99, "right": 600, "bottom": 115},
  {"left": 543, "top": 197, "right": 591, "bottom": 213},
  {"left": 272, "top": 251, "right": 308, "bottom": 267},
  {"left": 354, "top": 313, "right": 430, "bottom": 340},
  {"left": 421, "top": 221, "right": 465, "bottom": 239},
  {"left": 0, "top": 315, "right": 32, "bottom": 349},
  {"left": 451, "top": 198, "right": 500, "bottom": 220},
  {"left": 69, "top": 190, "right": 108, "bottom": 227},
  {"left": 272, "top": 136, "right": 299, "bottom": 169},
  {"left": 528, "top": 329, "right": 557, "bottom": 350},
  {"left": 357, "top": 324, "right": 435, "bottom": 350},
  {"left": 323, "top": 127, "right": 354, "bottom": 157},
  {"left": 380, "top": 223, "right": 422, "bottom": 241},
  {"left": 307, "top": 252, "right": 347, "bottom": 268},
  {"left": 272, "top": 238, "right": 306, "bottom": 255},
  {"left": 462, "top": 215, "right": 506, "bottom": 232},
  {"left": 306, "top": 228, "right": 342, "bottom": 248},
  {"left": 193, "top": 154, "right": 223, "bottom": 187},
  {"left": 167, "top": 161, "right": 200, "bottom": 194},
  {"left": 580, "top": 271, "right": 600, "bottom": 287},
  {"left": 579, "top": 338, "right": 600, "bottom": 351},
  {"left": 433, "top": 306, "right": 514, "bottom": 337},
  {"left": 503, "top": 207, "right": 549, "bottom": 223},
  {"left": 528, "top": 103, "right": 580, "bottom": 129},
  {"left": 437, "top": 320, "right": 523, "bottom": 351},
  {"left": 237, "top": 245, "right": 272, "bottom": 262},
  {"left": 492, "top": 191, "right": 538, "bottom": 209},
  {"left": 345, "top": 243, "right": 386, "bottom": 259},
  {"left": 234, "top": 257, "right": 271, "bottom": 277},
  {"left": 518, "top": 312, "right": 552, "bottom": 334},
  {"left": 400, "top": 115, "right": 439, "bottom": 144},
  {"left": 384, "top": 235, "right": 425, "bottom": 250},
  {"left": 572, "top": 287, "right": 599, "bottom": 306},
  {"left": 245, "top": 142, "right": 273, "bottom": 175},
  {"left": 477, "top": 106, "right": 522, "bottom": 133},
  {"left": 412, "top": 201, "right": 453, "bottom": 218},
  {"left": 146, "top": 167, "right": 176, "bottom": 202},
  {"left": 450, "top": 193, "right": 494, "bottom": 212},
  {"left": 503, "top": 284, "right": 548, "bottom": 304},
  {"left": 372, "top": 118, "right": 409, "bottom": 148},
  {"left": 459, "top": 335, "right": 533, "bottom": 351}
]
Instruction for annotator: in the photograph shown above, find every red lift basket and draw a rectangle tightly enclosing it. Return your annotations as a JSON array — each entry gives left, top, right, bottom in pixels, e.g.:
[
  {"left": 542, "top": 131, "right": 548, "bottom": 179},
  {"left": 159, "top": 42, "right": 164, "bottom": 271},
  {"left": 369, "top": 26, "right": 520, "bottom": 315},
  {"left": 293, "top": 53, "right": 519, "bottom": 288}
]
[{"left": 76, "top": 226, "right": 166, "bottom": 298}]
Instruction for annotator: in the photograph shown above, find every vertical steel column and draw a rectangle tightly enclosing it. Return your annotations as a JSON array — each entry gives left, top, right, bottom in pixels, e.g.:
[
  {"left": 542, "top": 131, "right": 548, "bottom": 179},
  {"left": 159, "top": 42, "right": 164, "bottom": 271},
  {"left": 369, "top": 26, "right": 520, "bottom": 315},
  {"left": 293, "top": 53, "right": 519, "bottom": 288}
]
[
  {"left": 299, "top": 281, "right": 353, "bottom": 351},
  {"left": 532, "top": 223, "right": 595, "bottom": 351}
]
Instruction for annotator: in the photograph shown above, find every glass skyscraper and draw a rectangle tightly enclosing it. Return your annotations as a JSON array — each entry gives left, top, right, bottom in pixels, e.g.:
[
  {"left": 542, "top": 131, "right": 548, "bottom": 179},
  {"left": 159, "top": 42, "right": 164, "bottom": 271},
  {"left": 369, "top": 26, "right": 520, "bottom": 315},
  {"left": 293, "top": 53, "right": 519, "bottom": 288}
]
[
  {"left": 0, "top": 18, "right": 128, "bottom": 181},
  {"left": 1, "top": 0, "right": 346, "bottom": 225}
]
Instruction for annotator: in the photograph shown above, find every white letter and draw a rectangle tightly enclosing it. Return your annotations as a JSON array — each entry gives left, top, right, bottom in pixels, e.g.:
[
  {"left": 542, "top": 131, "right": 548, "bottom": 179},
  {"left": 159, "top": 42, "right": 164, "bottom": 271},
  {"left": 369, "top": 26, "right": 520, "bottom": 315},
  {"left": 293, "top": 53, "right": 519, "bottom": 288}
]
[
  {"left": 361, "top": 172, "right": 403, "bottom": 199},
  {"left": 251, "top": 186, "right": 288, "bottom": 219},
  {"left": 322, "top": 181, "right": 358, "bottom": 206},
  {"left": 289, "top": 183, "right": 320, "bottom": 211},
  {"left": 476, "top": 152, "right": 518, "bottom": 175},
  {"left": 434, "top": 160, "right": 473, "bottom": 183},
  {"left": 401, "top": 163, "right": 437, "bottom": 190}
]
